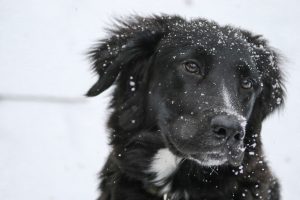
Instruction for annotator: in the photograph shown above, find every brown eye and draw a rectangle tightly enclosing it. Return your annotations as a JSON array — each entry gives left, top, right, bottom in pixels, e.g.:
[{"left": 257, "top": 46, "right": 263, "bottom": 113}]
[
  {"left": 183, "top": 61, "right": 200, "bottom": 74},
  {"left": 241, "top": 78, "right": 254, "bottom": 89}
]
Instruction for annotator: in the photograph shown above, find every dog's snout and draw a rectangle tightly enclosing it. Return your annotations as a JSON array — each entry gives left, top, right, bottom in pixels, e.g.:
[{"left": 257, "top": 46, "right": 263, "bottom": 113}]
[{"left": 211, "top": 115, "right": 245, "bottom": 141}]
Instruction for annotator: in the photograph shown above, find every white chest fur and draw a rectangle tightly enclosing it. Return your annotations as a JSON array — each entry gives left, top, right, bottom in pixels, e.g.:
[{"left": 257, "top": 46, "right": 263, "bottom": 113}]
[{"left": 148, "top": 148, "right": 181, "bottom": 193}]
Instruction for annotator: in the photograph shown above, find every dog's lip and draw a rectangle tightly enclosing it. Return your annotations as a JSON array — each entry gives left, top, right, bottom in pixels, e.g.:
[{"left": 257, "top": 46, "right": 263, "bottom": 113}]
[
  {"left": 190, "top": 151, "right": 227, "bottom": 160},
  {"left": 165, "top": 135, "right": 227, "bottom": 160},
  {"left": 182, "top": 147, "right": 245, "bottom": 167},
  {"left": 189, "top": 151, "right": 244, "bottom": 167},
  {"left": 164, "top": 133, "right": 245, "bottom": 166}
]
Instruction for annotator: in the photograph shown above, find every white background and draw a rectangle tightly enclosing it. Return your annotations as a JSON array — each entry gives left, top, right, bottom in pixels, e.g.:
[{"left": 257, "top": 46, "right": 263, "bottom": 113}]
[{"left": 0, "top": 0, "right": 299, "bottom": 199}]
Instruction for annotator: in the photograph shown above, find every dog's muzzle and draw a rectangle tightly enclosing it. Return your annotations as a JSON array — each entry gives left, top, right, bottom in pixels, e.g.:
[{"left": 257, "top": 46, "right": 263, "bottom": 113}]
[{"left": 210, "top": 114, "right": 246, "bottom": 166}]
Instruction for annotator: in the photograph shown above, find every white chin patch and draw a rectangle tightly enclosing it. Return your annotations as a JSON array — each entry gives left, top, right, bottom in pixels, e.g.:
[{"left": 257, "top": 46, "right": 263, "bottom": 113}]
[
  {"left": 148, "top": 148, "right": 181, "bottom": 188},
  {"left": 189, "top": 156, "right": 227, "bottom": 167}
]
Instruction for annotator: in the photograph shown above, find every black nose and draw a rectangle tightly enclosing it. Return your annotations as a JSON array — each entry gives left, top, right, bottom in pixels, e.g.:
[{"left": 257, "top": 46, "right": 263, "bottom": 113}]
[{"left": 211, "top": 115, "right": 245, "bottom": 141}]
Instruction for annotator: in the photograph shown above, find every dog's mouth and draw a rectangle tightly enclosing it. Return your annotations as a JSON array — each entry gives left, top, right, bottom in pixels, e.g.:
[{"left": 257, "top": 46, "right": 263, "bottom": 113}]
[
  {"left": 189, "top": 148, "right": 245, "bottom": 167},
  {"left": 164, "top": 133, "right": 245, "bottom": 167},
  {"left": 189, "top": 152, "right": 227, "bottom": 166}
]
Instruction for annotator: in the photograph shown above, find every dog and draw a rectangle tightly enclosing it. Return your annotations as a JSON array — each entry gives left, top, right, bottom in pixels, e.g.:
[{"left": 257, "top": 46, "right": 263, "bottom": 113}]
[{"left": 86, "top": 15, "right": 285, "bottom": 200}]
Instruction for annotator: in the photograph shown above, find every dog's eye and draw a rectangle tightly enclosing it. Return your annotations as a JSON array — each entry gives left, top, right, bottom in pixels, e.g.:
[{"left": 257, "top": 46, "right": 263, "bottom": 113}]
[
  {"left": 241, "top": 78, "right": 254, "bottom": 89},
  {"left": 183, "top": 61, "right": 201, "bottom": 74}
]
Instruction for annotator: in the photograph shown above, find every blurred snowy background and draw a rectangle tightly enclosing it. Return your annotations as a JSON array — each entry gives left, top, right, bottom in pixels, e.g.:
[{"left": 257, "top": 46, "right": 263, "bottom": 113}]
[{"left": 0, "top": 0, "right": 299, "bottom": 199}]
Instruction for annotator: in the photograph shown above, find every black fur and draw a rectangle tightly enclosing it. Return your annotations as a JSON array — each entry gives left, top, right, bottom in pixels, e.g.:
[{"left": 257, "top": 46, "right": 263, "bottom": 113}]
[{"left": 87, "top": 15, "right": 285, "bottom": 200}]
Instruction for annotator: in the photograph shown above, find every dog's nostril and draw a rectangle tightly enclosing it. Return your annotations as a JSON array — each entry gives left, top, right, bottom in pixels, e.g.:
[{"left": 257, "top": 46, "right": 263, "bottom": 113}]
[
  {"left": 233, "top": 132, "right": 244, "bottom": 141},
  {"left": 234, "top": 133, "right": 241, "bottom": 140},
  {"left": 213, "top": 127, "right": 227, "bottom": 138}
]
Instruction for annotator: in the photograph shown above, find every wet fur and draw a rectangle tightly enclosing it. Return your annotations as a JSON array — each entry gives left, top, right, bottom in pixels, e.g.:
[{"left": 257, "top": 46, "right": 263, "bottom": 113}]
[{"left": 87, "top": 15, "right": 285, "bottom": 200}]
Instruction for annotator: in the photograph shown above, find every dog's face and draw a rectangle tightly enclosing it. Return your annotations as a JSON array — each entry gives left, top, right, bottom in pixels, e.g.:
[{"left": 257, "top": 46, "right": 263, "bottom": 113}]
[
  {"left": 87, "top": 16, "right": 284, "bottom": 168},
  {"left": 149, "top": 37, "right": 264, "bottom": 166}
]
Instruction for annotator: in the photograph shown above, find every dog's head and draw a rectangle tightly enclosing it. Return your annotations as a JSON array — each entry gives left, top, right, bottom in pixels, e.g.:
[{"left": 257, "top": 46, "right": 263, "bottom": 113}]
[{"left": 87, "top": 15, "right": 285, "bottom": 167}]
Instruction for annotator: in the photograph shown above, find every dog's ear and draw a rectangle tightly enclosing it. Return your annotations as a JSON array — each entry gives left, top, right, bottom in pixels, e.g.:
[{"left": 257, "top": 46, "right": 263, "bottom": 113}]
[
  {"left": 86, "top": 16, "right": 168, "bottom": 97},
  {"left": 242, "top": 31, "right": 285, "bottom": 119}
]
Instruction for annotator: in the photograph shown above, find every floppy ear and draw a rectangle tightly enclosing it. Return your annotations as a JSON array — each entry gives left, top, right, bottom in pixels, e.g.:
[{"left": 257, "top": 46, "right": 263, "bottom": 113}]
[
  {"left": 242, "top": 31, "right": 285, "bottom": 119},
  {"left": 86, "top": 16, "right": 168, "bottom": 97}
]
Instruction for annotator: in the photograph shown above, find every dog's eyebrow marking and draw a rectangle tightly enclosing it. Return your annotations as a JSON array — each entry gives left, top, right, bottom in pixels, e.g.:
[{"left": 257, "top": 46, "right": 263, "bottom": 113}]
[{"left": 148, "top": 148, "right": 181, "bottom": 192}]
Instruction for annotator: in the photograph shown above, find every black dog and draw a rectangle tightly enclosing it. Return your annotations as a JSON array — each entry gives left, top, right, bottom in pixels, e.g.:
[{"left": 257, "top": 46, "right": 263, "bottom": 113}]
[{"left": 87, "top": 15, "right": 285, "bottom": 200}]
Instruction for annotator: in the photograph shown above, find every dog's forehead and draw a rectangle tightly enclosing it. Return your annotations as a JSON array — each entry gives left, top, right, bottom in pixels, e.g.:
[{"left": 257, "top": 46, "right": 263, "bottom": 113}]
[
  {"left": 154, "top": 20, "right": 269, "bottom": 78},
  {"left": 162, "top": 21, "right": 254, "bottom": 57},
  {"left": 160, "top": 40, "right": 257, "bottom": 73}
]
